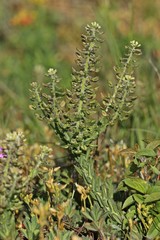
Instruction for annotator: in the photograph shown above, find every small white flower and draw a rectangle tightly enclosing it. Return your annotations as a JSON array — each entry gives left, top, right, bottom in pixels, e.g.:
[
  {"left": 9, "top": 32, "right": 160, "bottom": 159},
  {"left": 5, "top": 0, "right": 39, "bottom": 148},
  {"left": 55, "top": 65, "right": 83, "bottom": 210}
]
[{"left": 47, "top": 68, "right": 57, "bottom": 76}]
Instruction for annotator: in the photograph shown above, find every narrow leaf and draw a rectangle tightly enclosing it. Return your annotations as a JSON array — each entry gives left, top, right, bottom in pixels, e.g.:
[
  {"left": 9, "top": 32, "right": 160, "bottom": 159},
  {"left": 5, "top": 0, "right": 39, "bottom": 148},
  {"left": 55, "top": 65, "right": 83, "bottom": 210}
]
[
  {"left": 84, "top": 222, "right": 97, "bottom": 232},
  {"left": 82, "top": 210, "right": 94, "bottom": 221}
]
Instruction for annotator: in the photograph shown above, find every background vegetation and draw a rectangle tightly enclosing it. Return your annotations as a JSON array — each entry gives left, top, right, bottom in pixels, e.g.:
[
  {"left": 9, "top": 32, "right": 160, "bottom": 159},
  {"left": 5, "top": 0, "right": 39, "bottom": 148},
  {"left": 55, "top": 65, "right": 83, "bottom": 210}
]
[{"left": 0, "top": 0, "right": 160, "bottom": 239}]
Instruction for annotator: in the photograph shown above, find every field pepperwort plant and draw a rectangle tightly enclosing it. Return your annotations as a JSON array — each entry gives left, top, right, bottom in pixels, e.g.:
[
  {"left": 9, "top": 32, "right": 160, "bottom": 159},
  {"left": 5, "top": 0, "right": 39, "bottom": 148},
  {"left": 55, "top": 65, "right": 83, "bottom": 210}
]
[{"left": 1, "top": 22, "right": 160, "bottom": 239}]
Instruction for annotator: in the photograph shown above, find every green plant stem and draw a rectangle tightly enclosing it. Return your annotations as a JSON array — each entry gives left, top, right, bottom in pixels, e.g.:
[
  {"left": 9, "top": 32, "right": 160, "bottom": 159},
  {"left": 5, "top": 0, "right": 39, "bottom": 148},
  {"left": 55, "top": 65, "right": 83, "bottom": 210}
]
[{"left": 76, "top": 43, "right": 96, "bottom": 131}]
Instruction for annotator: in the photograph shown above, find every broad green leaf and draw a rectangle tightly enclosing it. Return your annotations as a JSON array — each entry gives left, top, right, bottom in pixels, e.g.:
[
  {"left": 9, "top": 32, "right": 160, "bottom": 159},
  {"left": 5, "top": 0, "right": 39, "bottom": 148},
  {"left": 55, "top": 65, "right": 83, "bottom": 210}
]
[
  {"left": 122, "top": 196, "right": 134, "bottom": 209},
  {"left": 146, "top": 140, "right": 160, "bottom": 150},
  {"left": 146, "top": 214, "right": 160, "bottom": 238},
  {"left": 135, "top": 148, "right": 156, "bottom": 158},
  {"left": 133, "top": 194, "right": 144, "bottom": 204},
  {"left": 144, "top": 192, "right": 160, "bottom": 203},
  {"left": 124, "top": 178, "right": 148, "bottom": 194},
  {"left": 147, "top": 185, "right": 160, "bottom": 194}
]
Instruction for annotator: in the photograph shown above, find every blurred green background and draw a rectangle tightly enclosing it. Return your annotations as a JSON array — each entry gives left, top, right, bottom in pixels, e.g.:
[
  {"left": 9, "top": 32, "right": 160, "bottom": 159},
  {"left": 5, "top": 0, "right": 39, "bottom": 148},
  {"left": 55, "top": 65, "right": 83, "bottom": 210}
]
[{"left": 0, "top": 0, "right": 160, "bottom": 147}]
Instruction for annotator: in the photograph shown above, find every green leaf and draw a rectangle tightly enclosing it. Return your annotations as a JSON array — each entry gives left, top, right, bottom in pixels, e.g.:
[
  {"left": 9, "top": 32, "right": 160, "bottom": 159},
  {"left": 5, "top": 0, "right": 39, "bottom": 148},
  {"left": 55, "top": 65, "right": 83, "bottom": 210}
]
[
  {"left": 122, "top": 194, "right": 144, "bottom": 209},
  {"left": 124, "top": 178, "right": 148, "bottom": 194},
  {"left": 135, "top": 148, "right": 156, "bottom": 158},
  {"left": 146, "top": 214, "right": 160, "bottom": 238},
  {"left": 22, "top": 215, "right": 39, "bottom": 240},
  {"left": 133, "top": 194, "right": 144, "bottom": 204},
  {"left": 129, "top": 225, "right": 143, "bottom": 240},
  {"left": 146, "top": 140, "right": 160, "bottom": 150},
  {"left": 144, "top": 192, "right": 160, "bottom": 203},
  {"left": 150, "top": 165, "right": 160, "bottom": 175},
  {"left": 147, "top": 185, "right": 160, "bottom": 194},
  {"left": 0, "top": 211, "right": 18, "bottom": 239},
  {"left": 82, "top": 210, "right": 94, "bottom": 221},
  {"left": 84, "top": 222, "right": 98, "bottom": 232},
  {"left": 122, "top": 196, "right": 134, "bottom": 209},
  {"left": 155, "top": 201, "right": 160, "bottom": 213},
  {"left": 116, "top": 181, "right": 128, "bottom": 192},
  {"left": 126, "top": 208, "right": 136, "bottom": 220}
]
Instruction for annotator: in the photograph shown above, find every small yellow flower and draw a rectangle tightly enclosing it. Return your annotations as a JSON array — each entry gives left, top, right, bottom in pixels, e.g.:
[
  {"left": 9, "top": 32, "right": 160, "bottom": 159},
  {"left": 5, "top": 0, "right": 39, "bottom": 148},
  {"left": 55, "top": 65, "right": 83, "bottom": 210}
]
[
  {"left": 75, "top": 183, "right": 91, "bottom": 210},
  {"left": 23, "top": 193, "right": 33, "bottom": 205}
]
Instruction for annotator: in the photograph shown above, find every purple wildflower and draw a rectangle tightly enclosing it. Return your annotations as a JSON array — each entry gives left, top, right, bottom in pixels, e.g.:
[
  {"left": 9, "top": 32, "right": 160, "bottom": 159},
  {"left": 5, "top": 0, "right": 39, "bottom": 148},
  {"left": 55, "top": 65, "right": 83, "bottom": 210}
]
[{"left": 0, "top": 147, "right": 7, "bottom": 158}]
